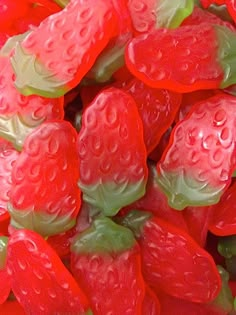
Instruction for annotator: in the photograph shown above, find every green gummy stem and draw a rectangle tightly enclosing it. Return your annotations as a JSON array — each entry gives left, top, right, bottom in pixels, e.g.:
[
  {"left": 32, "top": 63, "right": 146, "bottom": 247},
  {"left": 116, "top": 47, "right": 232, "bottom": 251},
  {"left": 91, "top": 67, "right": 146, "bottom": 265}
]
[
  {"left": 210, "top": 265, "right": 234, "bottom": 313},
  {"left": 155, "top": 0, "right": 194, "bottom": 29},
  {"left": 0, "top": 236, "right": 8, "bottom": 269},
  {"left": 53, "top": 0, "right": 69, "bottom": 8},
  {"left": 156, "top": 168, "right": 223, "bottom": 210},
  {"left": 79, "top": 178, "right": 146, "bottom": 217},
  {"left": 215, "top": 24, "right": 236, "bottom": 88},
  {"left": 71, "top": 216, "right": 136, "bottom": 255},
  {"left": 117, "top": 209, "right": 152, "bottom": 239},
  {"left": 218, "top": 235, "right": 236, "bottom": 259},
  {"left": 8, "top": 203, "right": 76, "bottom": 237}
]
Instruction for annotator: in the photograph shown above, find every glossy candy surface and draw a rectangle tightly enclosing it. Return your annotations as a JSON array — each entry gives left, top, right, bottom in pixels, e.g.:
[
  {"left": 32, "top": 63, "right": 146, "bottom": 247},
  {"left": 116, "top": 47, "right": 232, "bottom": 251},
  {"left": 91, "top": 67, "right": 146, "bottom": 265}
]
[
  {"left": 9, "top": 121, "right": 81, "bottom": 237},
  {"left": 7, "top": 229, "right": 91, "bottom": 315},
  {"left": 10, "top": 0, "right": 120, "bottom": 98},
  {"left": 77, "top": 87, "right": 148, "bottom": 216},
  {"left": 125, "top": 23, "right": 236, "bottom": 92},
  {"left": 157, "top": 93, "right": 236, "bottom": 210},
  {"left": 0, "top": 1, "right": 236, "bottom": 314}
]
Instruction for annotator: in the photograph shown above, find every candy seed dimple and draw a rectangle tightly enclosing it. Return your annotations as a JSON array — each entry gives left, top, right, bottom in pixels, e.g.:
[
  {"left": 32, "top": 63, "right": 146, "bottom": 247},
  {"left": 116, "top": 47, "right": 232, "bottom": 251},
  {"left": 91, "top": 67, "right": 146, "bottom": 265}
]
[
  {"left": 220, "top": 127, "right": 230, "bottom": 141},
  {"left": 132, "top": 1, "right": 148, "bottom": 12},
  {"left": 103, "top": 10, "right": 113, "bottom": 23},
  {"left": 213, "top": 109, "right": 227, "bottom": 126},
  {"left": 105, "top": 106, "right": 118, "bottom": 127},
  {"left": 107, "top": 141, "right": 118, "bottom": 154},
  {"left": 80, "top": 166, "right": 91, "bottom": 183},
  {"left": 197, "top": 170, "right": 209, "bottom": 182},
  {"left": 30, "top": 164, "right": 41, "bottom": 179},
  {"left": 180, "top": 63, "right": 189, "bottom": 71},
  {"left": 202, "top": 134, "right": 216, "bottom": 150},
  {"left": 61, "top": 29, "right": 75, "bottom": 41},
  {"left": 136, "top": 21, "right": 149, "bottom": 32},
  {"left": 91, "top": 135, "right": 103, "bottom": 155},
  {"left": 47, "top": 287, "right": 57, "bottom": 299},
  {"left": 220, "top": 169, "right": 229, "bottom": 181},
  {"left": 153, "top": 68, "right": 166, "bottom": 81},
  {"left": 79, "top": 27, "right": 88, "bottom": 38},
  {"left": 78, "top": 141, "right": 87, "bottom": 159},
  {"left": 100, "top": 159, "right": 111, "bottom": 173},
  {"left": 26, "top": 138, "right": 40, "bottom": 156},
  {"left": 47, "top": 61, "right": 58, "bottom": 71},
  {"left": 148, "top": 108, "right": 159, "bottom": 124},
  {"left": 25, "top": 239, "right": 37, "bottom": 253},
  {"left": 85, "top": 110, "right": 97, "bottom": 129},
  {"left": 48, "top": 137, "right": 59, "bottom": 155},
  {"left": 64, "top": 44, "right": 78, "bottom": 60},
  {"left": 53, "top": 17, "right": 66, "bottom": 29},
  {"left": 47, "top": 168, "right": 57, "bottom": 183},
  {"left": 17, "top": 258, "right": 27, "bottom": 271},
  {"left": 89, "top": 255, "right": 102, "bottom": 272},
  {"left": 39, "top": 304, "right": 46, "bottom": 312},
  {"left": 80, "top": 7, "right": 92, "bottom": 20},
  {"left": 15, "top": 193, "right": 25, "bottom": 207},
  {"left": 189, "top": 150, "right": 200, "bottom": 164},
  {"left": 7, "top": 266, "right": 12, "bottom": 276},
  {"left": 120, "top": 150, "right": 132, "bottom": 165},
  {"left": 119, "top": 124, "right": 128, "bottom": 140},
  {"left": 33, "top": 268, "right": 44, "bottom": 280},
  {"left": 21, "top": 288, "right": 28, "bottom": 296},
  {"left": 213, "top": 149, "right": 224, "bottom": 163},
  {"left": 60, "top": 281, "right": 69, "bottom": 290},
  {"left": 167, "top": 148, "right": 179, "bottom": 164},
  {"left": 33, "top": 285, "right": 41, "bottom": 295},
  {"left": 44, "top": 39, "right": 54, "bottom": 52}
]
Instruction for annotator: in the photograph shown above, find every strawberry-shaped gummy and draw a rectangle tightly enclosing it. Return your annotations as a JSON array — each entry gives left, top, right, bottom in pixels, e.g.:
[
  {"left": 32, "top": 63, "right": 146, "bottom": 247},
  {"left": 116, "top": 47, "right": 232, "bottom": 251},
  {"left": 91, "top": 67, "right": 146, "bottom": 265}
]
[
  {"left": 120, "top": 78, "right": 182, "bottom": 153},
  {"left": 7, "top": 229, "right": 92, "bottom": 315},
  {"left": 0, "top": 51, "right": 64, "bottom": 150},
  {"left": 127, "top": 0, "right": 194, "bottom": 34},
  {"left": 120, "top": 210, "right": 221, "bottom": 303},
  {"left": 157, "top": 266, "right": 234, "bottom": 315},
  {"left": 77, "top": 87, "right": 148, "bottom": 216},
  {"left": 0, "top": 236, "right": 10, "bottom": 304},
  {"left": 8, "top": 120, "right": 81, "bottom": 237},
  {"left": 156, "top": 93, "right": 236, "bottom": 210},
  {"left": 10, "top": 0, "right": 120, "bottom": 98},
  {"left": 125, "top": 23, "right": 236, "bottom": 92},
  {"left": 71, "top": 216, "right": 146, "bottom": 315}
]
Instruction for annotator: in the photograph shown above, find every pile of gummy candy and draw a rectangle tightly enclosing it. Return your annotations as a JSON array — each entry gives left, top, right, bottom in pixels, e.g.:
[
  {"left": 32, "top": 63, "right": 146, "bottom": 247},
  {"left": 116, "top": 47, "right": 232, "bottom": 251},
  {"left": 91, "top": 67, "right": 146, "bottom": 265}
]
[{"left": 1, "top": 0, "right": 236, "bottom": 314}]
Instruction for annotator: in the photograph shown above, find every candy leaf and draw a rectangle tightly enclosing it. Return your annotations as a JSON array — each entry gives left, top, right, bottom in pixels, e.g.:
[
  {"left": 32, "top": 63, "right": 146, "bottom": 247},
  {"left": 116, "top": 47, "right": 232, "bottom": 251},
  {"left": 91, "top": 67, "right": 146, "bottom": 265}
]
[
  {"left": 11, "top": 43, "right": 67, "bottom": 98},
  {"left": 71, "top": 216, "right": 136, "bottom": 255},
  {"left": 216, "top": 24, "right": 236, "bottom": 88},
  {"left": 155, "top": 0, "right": 194, "bottom": 29},
  {"left": 0, "top": 236, "right": 8, "bottom": 269}
]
